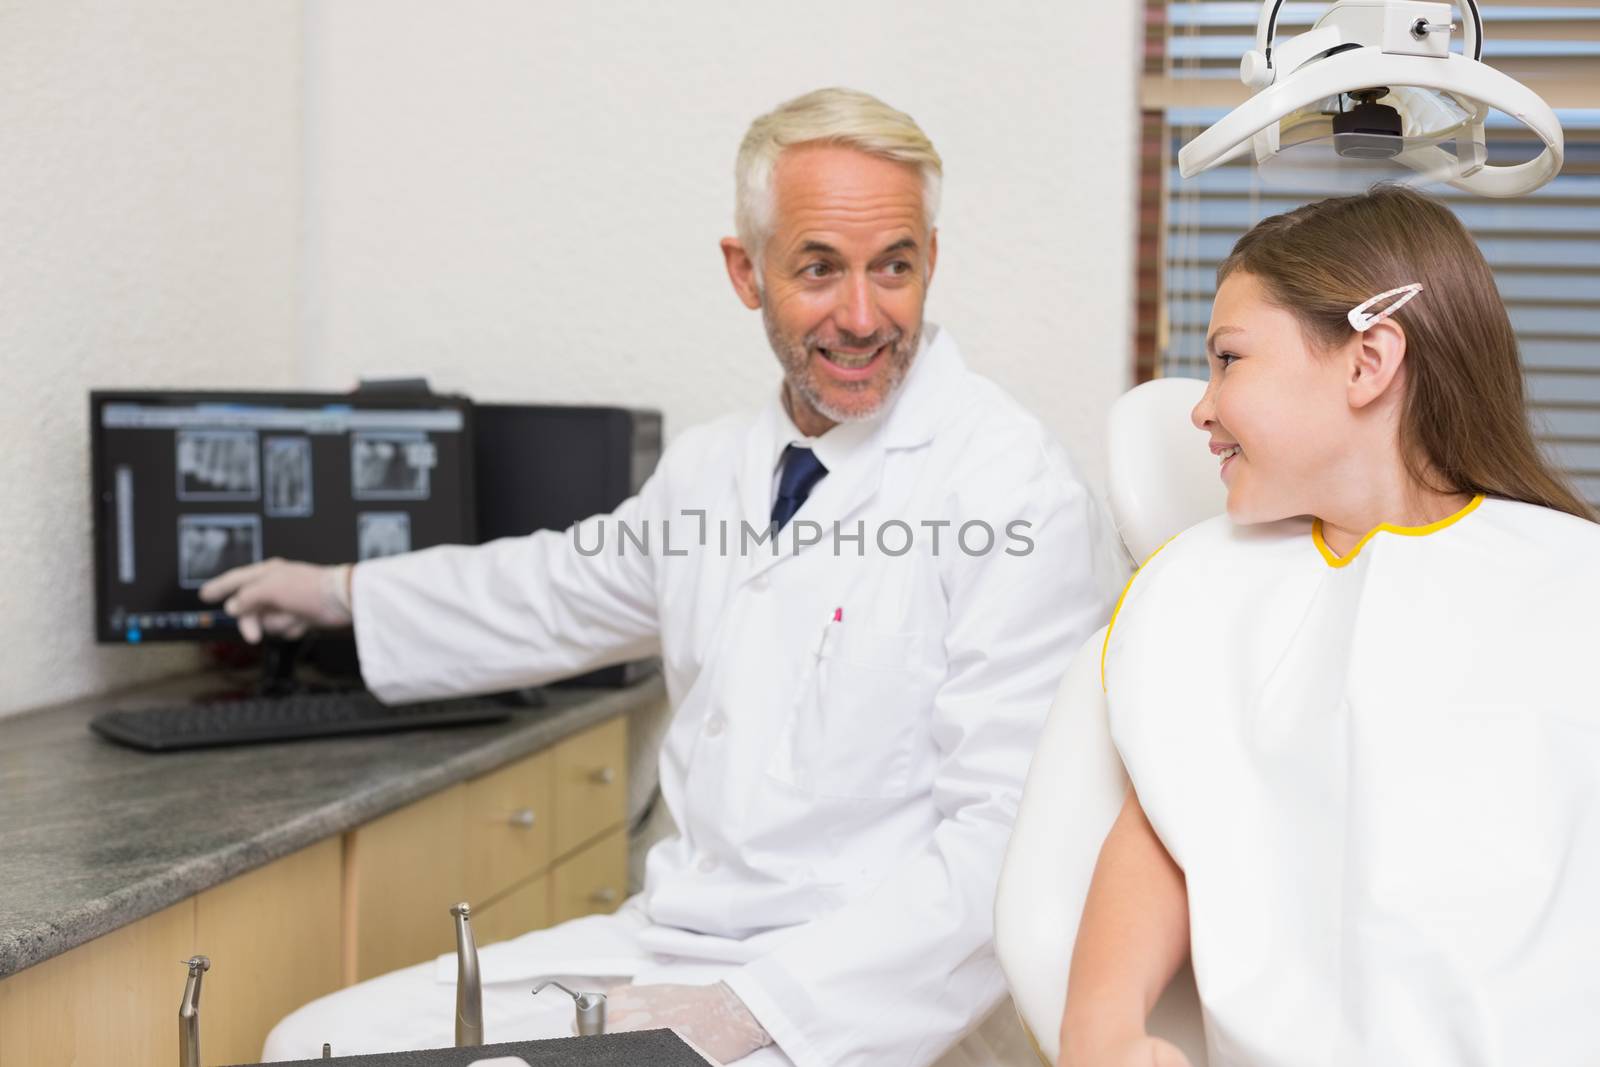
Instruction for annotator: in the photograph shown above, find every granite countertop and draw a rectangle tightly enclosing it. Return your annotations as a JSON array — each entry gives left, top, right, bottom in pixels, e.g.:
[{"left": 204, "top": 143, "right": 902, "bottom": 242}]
[{"left": 0, "top": 673, "right": 665, "bottom": 980}]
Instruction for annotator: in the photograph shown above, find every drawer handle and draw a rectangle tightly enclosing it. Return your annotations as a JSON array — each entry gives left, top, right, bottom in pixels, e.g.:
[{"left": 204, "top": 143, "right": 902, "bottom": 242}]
[
  {"left": 590, "top": 887, "right": 618, "bottom": 905},
  {"left": 508, "top": 808, "right": 537, "bottom": 828},
  {"left": 589, "top": 767, "right": 616, "bottom": 786}
]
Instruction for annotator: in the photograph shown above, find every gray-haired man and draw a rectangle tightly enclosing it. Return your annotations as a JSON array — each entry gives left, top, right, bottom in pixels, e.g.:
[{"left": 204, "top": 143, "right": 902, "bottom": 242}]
[{"left": 212, "top": 88, "right": 1120, "bottom": 1066}]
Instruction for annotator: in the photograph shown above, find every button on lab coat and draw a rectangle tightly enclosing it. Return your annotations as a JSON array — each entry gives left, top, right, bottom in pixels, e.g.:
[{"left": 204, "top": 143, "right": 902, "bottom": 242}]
[{"left": 350, "top": 326, "right": 1122, "bottom": 1067}]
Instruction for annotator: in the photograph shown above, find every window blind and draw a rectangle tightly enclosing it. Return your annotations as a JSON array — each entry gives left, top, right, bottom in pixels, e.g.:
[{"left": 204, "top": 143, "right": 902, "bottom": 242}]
[{"left": 1139, "top": 2, "right": 1600, "bottom": 510}]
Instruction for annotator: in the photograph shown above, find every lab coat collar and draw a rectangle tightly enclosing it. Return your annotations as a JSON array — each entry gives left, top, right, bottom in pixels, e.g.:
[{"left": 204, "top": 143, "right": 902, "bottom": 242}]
[
  {"left": 879, "top": 322, "right": 961, "bottom": 450},
  {"left": 734, "top": 324, "right": 964, "bottom": 581},
  {"left": 768, "top": 397, "right": 880, "bottom": 489}
]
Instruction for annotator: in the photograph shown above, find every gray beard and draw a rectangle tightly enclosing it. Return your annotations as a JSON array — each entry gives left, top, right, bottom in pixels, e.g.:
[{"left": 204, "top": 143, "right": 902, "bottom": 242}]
[{"left": 760, "top": 300, "right": 920, "bottom": 426}]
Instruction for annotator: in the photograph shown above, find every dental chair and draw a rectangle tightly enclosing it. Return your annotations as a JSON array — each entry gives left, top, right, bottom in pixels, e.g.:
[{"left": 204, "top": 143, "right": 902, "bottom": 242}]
[{"left": 995, "top": 377, "right": 1225, "bottom": 1066}]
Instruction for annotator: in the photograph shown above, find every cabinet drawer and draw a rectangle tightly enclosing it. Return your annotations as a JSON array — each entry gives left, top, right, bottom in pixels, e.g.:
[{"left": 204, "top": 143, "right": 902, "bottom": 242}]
[
  {"left": 552, "top": 717, "right": 627, "bottom": 857},
  {"left": 195, "top": 838, "right": 342, "bottom": 1066},
  {"left": 471, "top": 873, "right": 552, "bottom": 949},
  {"left": 344, "top": 785, "right": 468, "bottom": 983},
  {"left": 465, "top": 749, "right": 554, "bottom": 905},
  {"left": 550, "top": 826, "right": 627, "bottom": 925}
]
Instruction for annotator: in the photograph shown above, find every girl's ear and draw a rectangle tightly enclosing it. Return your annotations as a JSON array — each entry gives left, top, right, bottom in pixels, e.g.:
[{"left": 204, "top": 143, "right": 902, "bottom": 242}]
[{"left": 1347, "top": 319, "right": 1407, "bottom": 410}]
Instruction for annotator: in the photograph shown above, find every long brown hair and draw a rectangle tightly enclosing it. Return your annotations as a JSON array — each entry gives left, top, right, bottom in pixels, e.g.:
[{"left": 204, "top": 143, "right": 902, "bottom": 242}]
[{"left": 1219, "top": 183, "right": 1593, "bottom": 521}]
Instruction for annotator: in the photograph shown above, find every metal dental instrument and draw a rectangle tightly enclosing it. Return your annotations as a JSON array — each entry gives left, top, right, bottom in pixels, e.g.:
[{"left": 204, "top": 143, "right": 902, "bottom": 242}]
[
  {"left": 322, "top": 1043, "right": 332, "bottom": 1059},
  {"left": 532, "top": 980, "right": 607, "bottom": 1036},
  {"left": 178, "top": 955, "right": 210, "bottom": 1067},
  {"left": 452, "top": 902, "right": 485, "bottom": 1047}
]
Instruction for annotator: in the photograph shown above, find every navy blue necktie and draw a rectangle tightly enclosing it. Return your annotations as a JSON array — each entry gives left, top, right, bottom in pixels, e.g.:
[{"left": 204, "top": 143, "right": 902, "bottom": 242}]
[{"left": 771, "top": 445, "right": 829, "bottom": 532}]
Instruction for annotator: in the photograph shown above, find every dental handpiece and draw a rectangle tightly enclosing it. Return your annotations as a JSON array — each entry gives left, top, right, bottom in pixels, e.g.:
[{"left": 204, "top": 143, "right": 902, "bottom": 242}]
[
  {"left": 178, "top": 955, "right": 210, "bottom": 1067},
  {"left": 452, "top": 902, "right": 484, "bottom": 1047}
]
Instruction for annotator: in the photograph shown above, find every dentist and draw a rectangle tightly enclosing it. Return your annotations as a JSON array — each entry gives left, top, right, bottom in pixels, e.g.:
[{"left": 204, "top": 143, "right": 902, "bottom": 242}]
[{"left": 206, "top": 87, "right": 1121, "bottom": 1067}]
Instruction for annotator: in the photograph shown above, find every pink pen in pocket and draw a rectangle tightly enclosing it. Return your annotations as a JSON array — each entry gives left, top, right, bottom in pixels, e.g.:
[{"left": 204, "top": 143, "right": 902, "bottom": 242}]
[{"left": 816, "top": 606, "right": 843, "bottom": 655}]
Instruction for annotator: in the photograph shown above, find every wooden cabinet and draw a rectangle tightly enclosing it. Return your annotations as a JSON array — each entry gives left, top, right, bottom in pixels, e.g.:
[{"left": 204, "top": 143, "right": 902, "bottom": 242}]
[
  {"left": 0, "top": 839, "right": 341, "bottom": 1067},
  {"left": 465, "top": 749, "right": 554, "bottom": 905},
  {"left": 550, "top": 827, "right": 628, "bottom": 925},
  {"left": 472, "top": 873, "right": 551, "bottom": 947},
  {"left": 344, "top": 716, "right": 628, "bottom": 983},
  {"left": 343, "top": 782, "right": 470, "bottom": 984},
  {"left": 0, "top": 714, "right": 629, "bottom": 1067},
  {"left": 194, "top": 837, "right": 342, "bottom": 1066},
  {"left": 0, "top": 901, "right": 192, "bottom": 1067},
  {"left": 552, "top": 717, "right": 627, "bottom": 858}
]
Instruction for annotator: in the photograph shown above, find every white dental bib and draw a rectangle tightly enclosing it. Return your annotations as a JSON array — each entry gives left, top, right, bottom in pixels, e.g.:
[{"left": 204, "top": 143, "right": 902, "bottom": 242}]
[{"left": 1103, "top": 495, "right": 1600, "bottom": 1066}]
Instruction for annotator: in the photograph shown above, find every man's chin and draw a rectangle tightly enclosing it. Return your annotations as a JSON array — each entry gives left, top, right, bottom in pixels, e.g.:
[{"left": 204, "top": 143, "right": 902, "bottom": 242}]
[
  {"left": 786, "top": 341, "right": 917, "bottom": 427},
  {"left": 807, "top": 385, "right": 890, "bottom": 425}
]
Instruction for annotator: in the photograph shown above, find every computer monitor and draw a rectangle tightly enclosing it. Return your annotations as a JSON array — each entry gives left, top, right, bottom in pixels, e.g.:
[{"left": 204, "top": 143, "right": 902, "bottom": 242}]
[
  {"left": 90, "top": 390, "right": 476, "bottom": 644},
  {"left": 473, "top": 404, "right": 661, "bottom": 541},
  {"left": 473, "top": 404, "right": 662, "bottom": 688}
]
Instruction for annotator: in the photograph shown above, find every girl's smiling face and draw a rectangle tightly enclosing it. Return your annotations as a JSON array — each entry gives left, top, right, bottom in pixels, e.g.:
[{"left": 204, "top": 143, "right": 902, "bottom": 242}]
[{"left": 1191, "top": 271, "right": 1357, "bottom": 525}]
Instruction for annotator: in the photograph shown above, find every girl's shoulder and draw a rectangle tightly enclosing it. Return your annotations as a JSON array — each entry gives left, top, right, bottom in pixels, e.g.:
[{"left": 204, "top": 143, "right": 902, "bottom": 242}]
[
  {"left": 1457, "top": 498, "right": 1600, "bottom": 583},
  {"left": 1475, "top": 496, "right": 1600, "bottom": 549},
  {"left": 1130, "top": 512, "right": 1313, "bottom": 587},
  {"left": 1100, "top": 514, "right": 1314, "bottom": 689}
]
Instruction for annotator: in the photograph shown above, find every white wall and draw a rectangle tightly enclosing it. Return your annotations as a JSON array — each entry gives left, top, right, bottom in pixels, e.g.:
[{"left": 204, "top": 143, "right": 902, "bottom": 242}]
[
  {"left": 0, "top": 2, "right": 303, "bottom": 718},
  {"left": 303, "top": 1, "right": 1142, "bottom": 487}
]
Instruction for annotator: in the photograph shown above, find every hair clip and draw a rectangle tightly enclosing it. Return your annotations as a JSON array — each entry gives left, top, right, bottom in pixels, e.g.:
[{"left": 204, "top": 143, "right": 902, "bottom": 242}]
[{"left": 1348, "top": 282, "right": 1424, "bottom": 332}]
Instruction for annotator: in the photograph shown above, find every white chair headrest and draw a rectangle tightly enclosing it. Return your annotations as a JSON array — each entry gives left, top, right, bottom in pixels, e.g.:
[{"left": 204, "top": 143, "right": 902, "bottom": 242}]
[{"left": 1106, "top": 377, "right": 1227, "bottom": 562}]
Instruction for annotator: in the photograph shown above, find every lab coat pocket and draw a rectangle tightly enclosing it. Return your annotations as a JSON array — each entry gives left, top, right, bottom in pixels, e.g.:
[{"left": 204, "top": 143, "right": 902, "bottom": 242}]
[{"left": 767, "top": 623, "right": 940, "bottom": 800}]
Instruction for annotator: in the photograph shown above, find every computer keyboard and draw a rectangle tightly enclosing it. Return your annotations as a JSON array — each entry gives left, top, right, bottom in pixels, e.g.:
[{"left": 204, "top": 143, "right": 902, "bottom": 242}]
[{"left": 90, "top": 690, "right": 515, "bottom": 752}]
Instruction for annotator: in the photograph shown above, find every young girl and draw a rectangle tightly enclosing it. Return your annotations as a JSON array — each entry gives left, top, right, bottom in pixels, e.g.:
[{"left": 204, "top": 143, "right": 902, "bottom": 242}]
[{"left": 1062, "top": 184, "right": 1600, "bottom": 1067}]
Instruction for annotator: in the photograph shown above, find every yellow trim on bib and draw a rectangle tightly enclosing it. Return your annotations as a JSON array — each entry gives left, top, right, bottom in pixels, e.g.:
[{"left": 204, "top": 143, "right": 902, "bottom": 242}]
[
  {"left": 1100, "top": 535, "right": 1178, "bottom": 692},
  {"left": 1312, "top": 493, "right": 1484, "bottom": 568},
  {"left": 1017, "top": 1010, "right": 1051, "bottom": 1067}
]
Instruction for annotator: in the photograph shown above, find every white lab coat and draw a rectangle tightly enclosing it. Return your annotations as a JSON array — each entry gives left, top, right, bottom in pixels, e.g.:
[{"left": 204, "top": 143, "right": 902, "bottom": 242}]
[
  {"left": 269, "top": 326, "right": 1121, "bottom": 1066},
  {"left": 1104, "top": 496, "right": 1600, "bottom": 1066}
]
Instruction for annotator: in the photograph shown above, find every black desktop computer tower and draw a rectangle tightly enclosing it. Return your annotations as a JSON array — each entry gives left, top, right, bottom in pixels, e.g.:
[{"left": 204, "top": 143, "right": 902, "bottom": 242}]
[{"left": 473, "top": 404, "right": 663, "bottom": 687}]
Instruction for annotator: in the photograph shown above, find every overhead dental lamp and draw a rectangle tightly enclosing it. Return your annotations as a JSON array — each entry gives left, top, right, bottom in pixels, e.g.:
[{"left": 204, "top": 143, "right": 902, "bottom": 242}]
[{"left": 1178, "top": 0, "right": 1564, "bottom": 196}]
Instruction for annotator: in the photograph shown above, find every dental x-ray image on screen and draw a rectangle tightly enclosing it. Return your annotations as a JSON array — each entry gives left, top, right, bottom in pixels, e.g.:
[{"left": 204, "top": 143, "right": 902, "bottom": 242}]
[
  {"left": 92, "top": 391, "right": 474, "bottom": 643},
  {"left": 357, "top": 512, "right": 411, "bottom": 561},
  {"left": 177, "top": 429, "right": 260, "bottom": 501},
  {"left": 178, "top": 514, "right": 261, "bottom": 588},
  {"left": 352, "top": 432, "right": 435, "bottom": 500},
  {"left": 264, "top": 436, "right": 314, "bottom": 517}
]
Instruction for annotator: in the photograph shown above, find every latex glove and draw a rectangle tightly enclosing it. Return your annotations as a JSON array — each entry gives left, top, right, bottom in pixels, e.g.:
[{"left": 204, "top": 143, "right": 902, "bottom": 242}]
[
  {"left": 1059, "top": 1035, "right": 1193, "bottom": 1067},
  {"left": 602, "top": 981, "right": 772, "bottom": 1064},
  {"left": 199, "top": 559, "right": 353, "bottom": 644}
]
